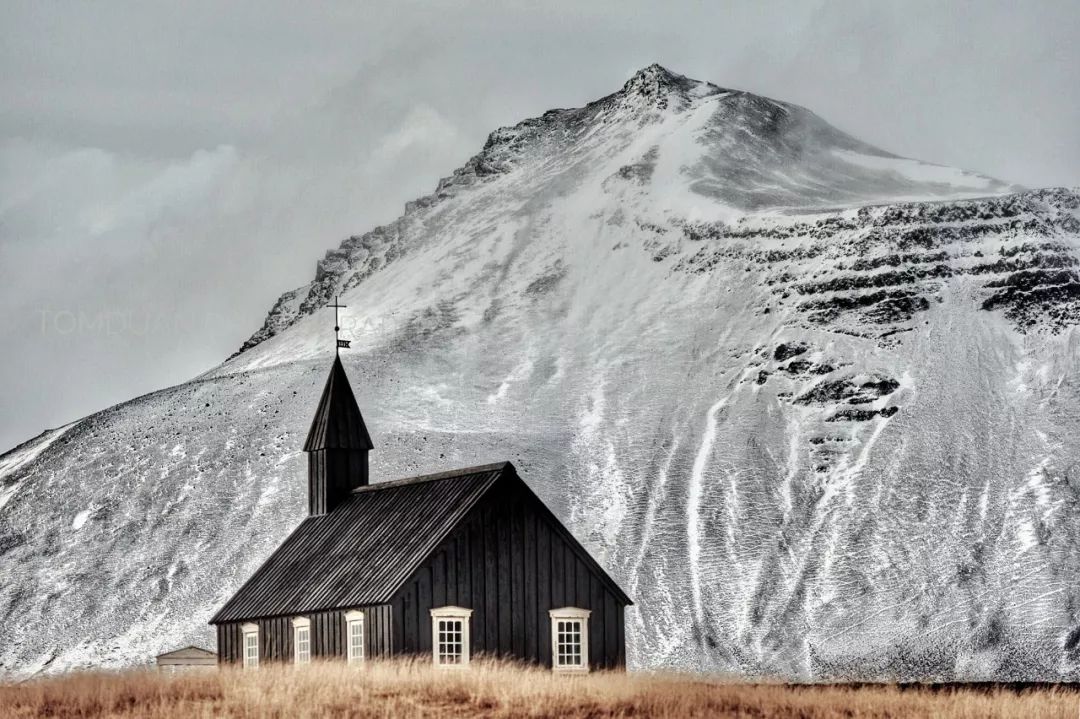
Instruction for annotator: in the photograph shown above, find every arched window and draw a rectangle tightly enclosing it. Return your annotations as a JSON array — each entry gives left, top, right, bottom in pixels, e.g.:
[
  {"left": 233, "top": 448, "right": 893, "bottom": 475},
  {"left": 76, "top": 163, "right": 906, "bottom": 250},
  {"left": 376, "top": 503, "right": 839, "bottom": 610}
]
[
  {"left": 548, "top": 607, "right": 590, "bottom": 673},
  {"left": 291, "top": 617, "right": 311, "bottom": 665},
  {"left": 345, "top": 610, "right": 365, "bottom": 664},
  {"left": 430, "top": 606, "right": 473, "bottom": 666},
  {"left": 241, "top": 623, "right": 259, "bottom": 669}
]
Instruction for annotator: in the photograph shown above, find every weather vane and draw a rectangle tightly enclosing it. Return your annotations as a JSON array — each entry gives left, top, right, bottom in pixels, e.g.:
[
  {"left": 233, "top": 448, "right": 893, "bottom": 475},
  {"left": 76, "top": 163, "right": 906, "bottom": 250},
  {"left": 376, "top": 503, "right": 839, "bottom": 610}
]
[{"left": 329, "top": 295, "right": 350, "bottom": 354}]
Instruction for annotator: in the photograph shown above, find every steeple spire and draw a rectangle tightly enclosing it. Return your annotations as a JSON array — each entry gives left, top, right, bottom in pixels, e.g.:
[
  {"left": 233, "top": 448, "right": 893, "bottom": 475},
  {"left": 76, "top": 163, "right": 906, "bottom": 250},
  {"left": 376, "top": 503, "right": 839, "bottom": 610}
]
[
  {"left": 303, "top": 355, "right": 373, "bottom": 452},
  {"left": 303, "top": 355, "right": 373, "bottom": 515}
]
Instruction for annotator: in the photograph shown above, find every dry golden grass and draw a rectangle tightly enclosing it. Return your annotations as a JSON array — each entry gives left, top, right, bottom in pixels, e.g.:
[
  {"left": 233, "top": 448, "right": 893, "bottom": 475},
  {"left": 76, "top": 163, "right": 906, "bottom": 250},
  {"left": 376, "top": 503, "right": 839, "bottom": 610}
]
[{"left": 1, "top": 659, "right": 1076, "bottom": 719}]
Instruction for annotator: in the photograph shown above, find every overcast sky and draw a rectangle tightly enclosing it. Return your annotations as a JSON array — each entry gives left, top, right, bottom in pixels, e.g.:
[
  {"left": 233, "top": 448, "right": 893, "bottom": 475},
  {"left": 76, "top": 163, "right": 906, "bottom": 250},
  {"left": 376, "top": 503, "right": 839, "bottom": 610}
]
[{"left": 1, "top": 1, "right": 1078, "bottom": 451}]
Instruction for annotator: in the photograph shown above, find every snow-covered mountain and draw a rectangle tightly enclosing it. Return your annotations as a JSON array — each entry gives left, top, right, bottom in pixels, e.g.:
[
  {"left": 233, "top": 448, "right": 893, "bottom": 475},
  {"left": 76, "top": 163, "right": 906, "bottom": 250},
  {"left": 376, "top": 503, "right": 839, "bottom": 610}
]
[{"left": 3, "top": 64, "right": 1080, "bottom": 680}]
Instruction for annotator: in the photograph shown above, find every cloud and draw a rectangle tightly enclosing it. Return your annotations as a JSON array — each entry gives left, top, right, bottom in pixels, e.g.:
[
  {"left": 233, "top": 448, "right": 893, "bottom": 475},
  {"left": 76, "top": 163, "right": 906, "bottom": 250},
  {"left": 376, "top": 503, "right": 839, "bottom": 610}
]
[
  {"left": 0, "top": 0, "right": 1077, "bottom": 450},
  {"left": 82, "top": 145, "right": 239, "bottom": 239},
  {"left": 0, "top": 99, "right": 473, "bottom": 448}
]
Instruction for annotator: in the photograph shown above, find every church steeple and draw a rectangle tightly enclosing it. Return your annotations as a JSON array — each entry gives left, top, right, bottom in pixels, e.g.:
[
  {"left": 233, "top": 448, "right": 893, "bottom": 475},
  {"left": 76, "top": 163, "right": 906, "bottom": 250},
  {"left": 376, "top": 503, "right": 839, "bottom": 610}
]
[{"left": 304, "top": 355, "right": 373, "bottom": 515}]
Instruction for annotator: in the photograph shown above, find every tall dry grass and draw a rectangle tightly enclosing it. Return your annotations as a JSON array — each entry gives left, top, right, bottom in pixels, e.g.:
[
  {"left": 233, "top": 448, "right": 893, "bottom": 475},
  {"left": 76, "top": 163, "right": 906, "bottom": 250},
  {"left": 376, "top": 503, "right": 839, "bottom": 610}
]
[{"left": 1, "top": 659, "right": 1076, "bottom": 719}]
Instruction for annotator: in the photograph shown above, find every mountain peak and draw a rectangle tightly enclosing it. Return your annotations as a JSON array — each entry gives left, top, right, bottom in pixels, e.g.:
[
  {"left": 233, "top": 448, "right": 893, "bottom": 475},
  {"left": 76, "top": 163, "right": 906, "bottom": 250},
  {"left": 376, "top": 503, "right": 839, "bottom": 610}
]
[
  {"left": 630, "top": 63, "right": 678, "bottom": 82},
  {"left": 623, "top": 63, "right": 684, "bottom": 92},
  {"left": 619, "top": 63, "right": 724, "bottom": 110}
]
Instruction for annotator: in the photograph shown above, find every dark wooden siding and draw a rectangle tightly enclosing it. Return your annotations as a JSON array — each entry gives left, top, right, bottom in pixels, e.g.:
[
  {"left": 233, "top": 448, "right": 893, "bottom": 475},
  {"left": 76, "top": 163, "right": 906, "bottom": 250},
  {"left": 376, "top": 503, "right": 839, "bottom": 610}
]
[
  {"left": 217, "top": 605, "right": 392, "bottom": 664},
  {"left": 308, "top": 449, "right": 369, "bottom": 515},
  {"left": 389, "top": 479, "right": 626, "bottom": 669}
]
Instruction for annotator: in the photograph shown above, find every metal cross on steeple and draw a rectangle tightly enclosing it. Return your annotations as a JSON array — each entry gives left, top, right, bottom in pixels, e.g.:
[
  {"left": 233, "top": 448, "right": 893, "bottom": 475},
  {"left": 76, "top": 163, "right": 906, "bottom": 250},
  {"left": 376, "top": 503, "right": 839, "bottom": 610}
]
[{"left": 329, "top": 295, "right": 350, "bottom": 354}]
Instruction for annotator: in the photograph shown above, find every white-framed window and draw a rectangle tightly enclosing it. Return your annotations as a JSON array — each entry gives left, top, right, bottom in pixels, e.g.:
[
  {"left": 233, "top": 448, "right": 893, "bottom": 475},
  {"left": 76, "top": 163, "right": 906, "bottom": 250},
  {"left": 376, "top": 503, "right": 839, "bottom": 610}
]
[
  {"left": 345, "top": 610, "right": 365, "bottom": 664},
  {"left": 549, "top": 607, "right": 590, "bottom": 673},
  {"left": 241, "top": 623, "right": 259, "bottom": 669},
  {"left": 292, "top": 617, "right": 311, "bottom": 665},
  {"left": 430, "top": 606, "right": 473, "bottom": 667}
]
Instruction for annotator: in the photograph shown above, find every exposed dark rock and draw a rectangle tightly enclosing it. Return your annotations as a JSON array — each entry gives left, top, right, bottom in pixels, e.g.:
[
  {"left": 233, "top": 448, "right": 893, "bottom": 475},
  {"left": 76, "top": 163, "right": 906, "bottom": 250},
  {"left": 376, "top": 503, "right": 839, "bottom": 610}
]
[
  {"left": 801, "top": 289, "right": 931, "bottom": 325},
  {"left": 781, "top": 360, "right": 836, "bottom": 376},
  {"left": 827, "top": 406, "right": 899, "bottom": 422},
  {"left": 794, "top": 374, "right": 899, "bottom": 406},
  {"left": 861, "top": 378, "right": 900, "bottom": 395},
  {"left": 1065, "top": 625, "right": 1080, "bottom": 654},
  {"left": 773, "top": 343, "right": 808, "bottom": 361}
]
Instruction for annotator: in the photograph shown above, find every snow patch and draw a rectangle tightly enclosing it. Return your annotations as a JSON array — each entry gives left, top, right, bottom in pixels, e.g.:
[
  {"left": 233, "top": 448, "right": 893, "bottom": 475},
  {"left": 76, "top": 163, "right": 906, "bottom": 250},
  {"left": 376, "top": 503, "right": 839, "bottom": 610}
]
[
  {"left": 832, "top": 149, "right": 993, "bottom": 190},
  {"left": 72, "top": 509, "right": 91, "bottom": 530}
]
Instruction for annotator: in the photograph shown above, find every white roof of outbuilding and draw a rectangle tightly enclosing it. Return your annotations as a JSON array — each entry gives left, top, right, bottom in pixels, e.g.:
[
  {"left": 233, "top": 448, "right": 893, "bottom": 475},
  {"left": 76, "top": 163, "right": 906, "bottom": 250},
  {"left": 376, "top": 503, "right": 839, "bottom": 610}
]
[{"left": 155, "top": 646, "right": 217, "bottom": 659}]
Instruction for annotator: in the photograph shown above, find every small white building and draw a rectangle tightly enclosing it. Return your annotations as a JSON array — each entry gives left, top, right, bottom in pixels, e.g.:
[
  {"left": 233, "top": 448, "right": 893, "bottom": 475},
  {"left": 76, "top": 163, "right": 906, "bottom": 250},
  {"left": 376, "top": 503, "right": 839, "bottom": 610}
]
[{"left": 155, "top": 645, "right": 217, "bottom": 673}]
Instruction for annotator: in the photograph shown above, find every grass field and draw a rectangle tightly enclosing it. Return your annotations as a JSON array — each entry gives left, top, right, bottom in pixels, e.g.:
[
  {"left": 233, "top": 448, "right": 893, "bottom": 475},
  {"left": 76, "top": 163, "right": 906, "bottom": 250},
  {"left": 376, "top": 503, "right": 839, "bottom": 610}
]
[{"left": 1, "top": 660, "right": 1076, "bottom": 718}]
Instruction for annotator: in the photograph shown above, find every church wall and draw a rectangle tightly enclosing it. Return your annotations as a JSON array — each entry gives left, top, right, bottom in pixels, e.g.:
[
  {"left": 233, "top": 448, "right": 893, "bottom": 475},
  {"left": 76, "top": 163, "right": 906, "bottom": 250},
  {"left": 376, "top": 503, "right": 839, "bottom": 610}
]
[
  {"left": 216, "top": 604, "right": 392, "bottom": 664},
  {"left": 389, "top": 478, "right": 627, "bottom": 669}
]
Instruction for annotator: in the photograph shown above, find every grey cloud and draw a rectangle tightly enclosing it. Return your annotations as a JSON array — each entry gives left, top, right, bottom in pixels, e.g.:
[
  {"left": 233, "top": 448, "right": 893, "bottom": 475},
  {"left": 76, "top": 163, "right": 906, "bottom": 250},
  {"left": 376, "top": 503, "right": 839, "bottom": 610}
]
[{"left": 1, "top": 0, "right": 1077, "bottom": 450}]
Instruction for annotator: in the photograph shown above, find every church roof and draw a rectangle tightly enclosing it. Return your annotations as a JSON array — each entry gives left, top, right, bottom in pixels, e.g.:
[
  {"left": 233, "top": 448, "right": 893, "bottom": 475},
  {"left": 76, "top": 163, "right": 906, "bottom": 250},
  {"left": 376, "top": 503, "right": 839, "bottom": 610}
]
[
  {"left": 210, "top": 462, "right": 509, "bottom": 623},
  {"left": 303, "top": 355, "right": 373, "bottom": 451}
]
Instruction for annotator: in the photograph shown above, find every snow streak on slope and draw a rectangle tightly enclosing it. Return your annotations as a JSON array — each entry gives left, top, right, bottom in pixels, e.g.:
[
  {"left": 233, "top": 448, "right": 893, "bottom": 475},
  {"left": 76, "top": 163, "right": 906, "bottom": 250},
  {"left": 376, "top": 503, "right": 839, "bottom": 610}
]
[
  {"left": 2, "top": 64, "right": 1079, "bottom": 680},
  {"left": 0, "top": 423, "right": 80, "bottom": 511}
]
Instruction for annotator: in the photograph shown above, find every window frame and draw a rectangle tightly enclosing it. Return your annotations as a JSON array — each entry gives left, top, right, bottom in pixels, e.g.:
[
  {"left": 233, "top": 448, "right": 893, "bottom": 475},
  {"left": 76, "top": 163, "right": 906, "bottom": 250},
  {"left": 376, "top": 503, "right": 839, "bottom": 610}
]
[
  {"left": 291, "top": 617, "right": 311, "bottom": 665},
  {"left": 548, "top": 607, "right": 591, "bottom": 673},
  {"left": 241, "top": 623, "right": 259, "bottom": 669},
  {"left": 429, "top": 606, "right": 473, "bottom": 667},
  {"left": 344, "top": 610, "right": 365, "bottom": 664}
]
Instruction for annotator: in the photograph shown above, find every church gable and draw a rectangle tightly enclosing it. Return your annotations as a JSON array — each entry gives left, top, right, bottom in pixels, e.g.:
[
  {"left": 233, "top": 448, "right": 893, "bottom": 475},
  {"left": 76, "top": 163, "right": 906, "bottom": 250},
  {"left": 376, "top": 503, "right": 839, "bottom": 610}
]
[{"left": 388, "top": 473, "right": 630, "bottom": 668}]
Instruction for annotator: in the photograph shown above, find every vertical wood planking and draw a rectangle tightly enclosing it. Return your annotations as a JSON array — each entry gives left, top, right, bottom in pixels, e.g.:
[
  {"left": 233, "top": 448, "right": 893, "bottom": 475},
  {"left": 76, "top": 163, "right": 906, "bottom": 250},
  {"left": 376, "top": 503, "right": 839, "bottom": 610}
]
[
  {"left": 576, "top": 557, "right": 590, "bottom": 608},
  {"left": 432, "top": 550, "right": 446, "bottom": 608},
  {"left": 403, "top": 583, "right": 417, "bottom": 653},
  {"left": 570, "top": 544, "right": 578, "bottom": 604},
  {"left": 510, "top": 501, "right": 525, "bottom": 656},
  {"left": 392, "top": 595, "right": 405, "bottom": 655},
  {"left": 445, "top": 542, "right": 457, "bottom": 606},
  {"left": 469, "top": 516, "right": 485, "bottom": 654},
  {"left": 537, "top": 517, "right": 552, "bottom": 667},
  {"left": 551, "top": 528, "right": 564, "bottom": 608},
  {"left": 591, "top": 574, "right": 604, "bottom": 669},
  {"left": 604, "top": 593, "right": 618, "bottom": 669},
  {"left": 524, "top": 510, "right": 537, "bottom": 659},
  {"left": 456, "top": 534, "right": 469, "bottom": 611},
  {"left": 483, "top": 508, "right": 498, "bottom": 652},
  {"left": 418, "top": 565, "right": 432, "bottom": 653},
  {"left": 496, "top": 500, "right": 511, "bottom": 655},
  {"left": 616, "top": 605, "right": 625, "bottom": 667}
]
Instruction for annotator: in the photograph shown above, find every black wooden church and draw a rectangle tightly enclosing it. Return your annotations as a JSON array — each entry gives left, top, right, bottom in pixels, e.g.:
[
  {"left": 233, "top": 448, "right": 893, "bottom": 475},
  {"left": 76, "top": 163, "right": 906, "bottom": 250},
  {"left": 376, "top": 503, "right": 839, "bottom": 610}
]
[{"left": 210, "top": 355, "right": 631, "bottom": 671}]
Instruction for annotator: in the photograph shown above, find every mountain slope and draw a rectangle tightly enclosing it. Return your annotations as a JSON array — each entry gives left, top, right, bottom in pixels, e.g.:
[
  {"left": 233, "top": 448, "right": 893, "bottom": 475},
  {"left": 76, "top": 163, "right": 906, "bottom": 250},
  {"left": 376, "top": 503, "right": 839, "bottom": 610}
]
[
  {"left": 3, "top": 65, "right": 1079, "bottom": 680},
  {"left": 236, "top": 65, "right": 1017, "bottom": 356}
]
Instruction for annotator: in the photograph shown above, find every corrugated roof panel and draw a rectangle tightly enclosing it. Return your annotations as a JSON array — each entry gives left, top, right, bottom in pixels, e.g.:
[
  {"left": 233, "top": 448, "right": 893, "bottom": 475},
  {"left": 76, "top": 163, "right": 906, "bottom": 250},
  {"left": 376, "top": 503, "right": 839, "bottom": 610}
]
[{"left": 210, "top": 463, "right": 505, "bottom": 623}]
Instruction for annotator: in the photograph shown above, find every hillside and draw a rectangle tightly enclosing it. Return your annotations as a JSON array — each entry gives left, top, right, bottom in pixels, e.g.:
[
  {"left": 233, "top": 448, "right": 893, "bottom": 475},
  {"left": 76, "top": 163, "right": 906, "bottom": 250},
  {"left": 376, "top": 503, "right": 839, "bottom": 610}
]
[{"left": 2, "top": 65, "right": 1079, "bottom": 680}]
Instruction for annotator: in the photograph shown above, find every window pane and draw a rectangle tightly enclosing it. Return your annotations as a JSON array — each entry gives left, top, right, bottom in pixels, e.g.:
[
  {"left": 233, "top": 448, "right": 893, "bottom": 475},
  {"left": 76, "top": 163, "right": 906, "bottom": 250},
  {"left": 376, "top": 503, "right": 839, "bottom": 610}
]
[
  {"left": 553, "top": 618, "right": 585, "bottom": 668},
  {"left": 348, "top": 619, "right": 364, "bottom": 662},
  {"left": 436, "top": 618, "right": 465, "bottom": 664},
  {"left": 244, "top": 633, "right": 259, "bottom": 667},
  {"left": 296, "top": 626, "right": 310, "bottom": 664}
]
